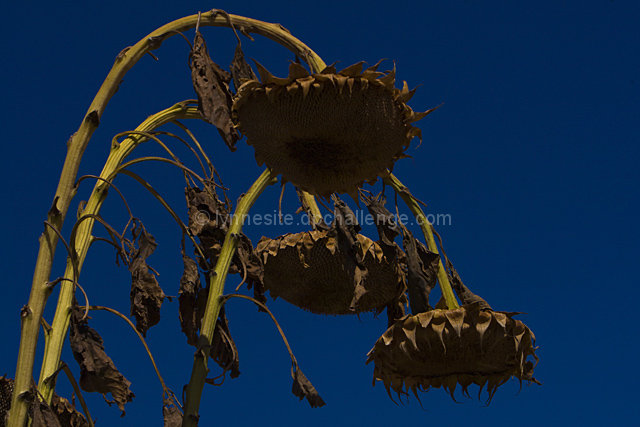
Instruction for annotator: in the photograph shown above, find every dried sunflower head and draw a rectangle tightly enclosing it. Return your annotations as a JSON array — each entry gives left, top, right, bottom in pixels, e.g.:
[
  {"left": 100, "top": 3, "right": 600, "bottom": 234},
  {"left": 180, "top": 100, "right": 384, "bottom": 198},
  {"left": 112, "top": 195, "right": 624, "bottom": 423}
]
[
  {"left": 232, "top": 61, "right": 434, "bottom": 196},
  {"left": 256, "top": 230, "right": 405, "bottom": 315},
  {"left": 366, "top": 304, "right": 539, "bottom": 402}
]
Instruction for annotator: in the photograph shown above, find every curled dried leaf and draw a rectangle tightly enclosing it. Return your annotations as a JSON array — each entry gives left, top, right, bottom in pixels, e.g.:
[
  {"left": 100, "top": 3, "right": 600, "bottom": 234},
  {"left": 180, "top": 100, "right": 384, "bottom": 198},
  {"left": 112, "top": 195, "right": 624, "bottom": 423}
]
[
  {"left": 432, "top": 227, "right": 492, "bottom": 309},
  {"left": 69, "top": 306, "right": 135, "bottom": 414},
  {"left": 209, "top": 307, "right": 240, "bottom": 379},
  {"left": 186, "top": 185, "right": 230, "bottom": 264},
  {"left": 128, "top": 223, "right": 165, "bottom": 336},
  {"left": 400, "top": 225, "right": 439, "bottom": 314},
  {"left": 385, "top": 294, "right": 407, "bottom": 327},
  {"left": 1, "top": 377, "right": 89, "bottom": 427},
  {"left": 330, "top": 196, "right": 368, "bottom": 311},
  {"left": 291, "top": 368, "right": 325, "bottom": 408},
  {"left": 179, "top": 252, "right": 201, "bottom": 345},
  {"left": 50, "top": 395, "right": 89, "bottom": 427},
  {"left": 363, "top": 194, "right": 400, "bottom": 246},
  {"left": 162, "top": 396, "right": 182, "bottom": 427},
  {"left": 186, "top": 184, "right": 261, "bottom": 282},
  {"left": 189, "top": 31, "right": 238, "bottom": 150},
  {"left": 30, "top": 393, "right": 61, "bottom": 427},
  {"left": 230, "top": 42, "right": 256, "bottom": 92}
]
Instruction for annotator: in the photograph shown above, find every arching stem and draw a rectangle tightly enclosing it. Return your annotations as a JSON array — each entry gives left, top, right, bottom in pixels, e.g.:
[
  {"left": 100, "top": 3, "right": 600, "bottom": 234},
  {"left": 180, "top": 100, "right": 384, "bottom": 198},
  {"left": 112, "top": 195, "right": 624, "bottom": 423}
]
[
  {"left": 37, "top": 103, "right": 200, "bottom": 404},
  {"left": 182, "top": 169, "right": 277, "bottom": 426},
  {"left": 11, "top": 10, "right": 326, "bottom": 426},
  {"left": 383, "top": 173, "right": 459, "bottom": 309}
]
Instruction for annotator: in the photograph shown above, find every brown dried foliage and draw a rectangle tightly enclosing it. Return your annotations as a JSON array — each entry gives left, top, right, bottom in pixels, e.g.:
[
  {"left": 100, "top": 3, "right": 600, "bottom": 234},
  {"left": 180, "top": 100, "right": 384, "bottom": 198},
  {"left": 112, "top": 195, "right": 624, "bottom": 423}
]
[
  {"left": 162, "top": 397, "right": 182, "bottom": 427},
  {"left": 50, "top": 395, "right": 89, "bottom": 427},
  {"left": 1, "top": 377, "right": 88, "bottom": 426},
  {"left": 189, "top": 31, "right": 238, "bottom": 150},
  {"left": 182, "top": 184, "right": 262, "bottom": 342},
  {"left": 291, "top": 368, "right": 325, "bottom": 408},
  {"left": 69, "top": 306, "right": 135, "bottom": 414},
  {"left": 230, "top": 42, "right": 257, "bottom": 92},
  {"left": 128, "top": 223, "right": 165, "bottom": 336},
  {"left": 185, "top": 185, "right": 230, "bottom": 265},
  {"left": 29, "top": 394, "right": 60, "bottom": 427},
  {"left": 367, "top": 304, "right": 539, "bottom": 403},
  {"left": 400, "top": 225, "right": 439, "bottom": 314},
  {"left": 178, "top": 251, "right": 202, "bottom": 346},
  {"left": 209, "top": 307, "right": 240, "bottom": 380}
]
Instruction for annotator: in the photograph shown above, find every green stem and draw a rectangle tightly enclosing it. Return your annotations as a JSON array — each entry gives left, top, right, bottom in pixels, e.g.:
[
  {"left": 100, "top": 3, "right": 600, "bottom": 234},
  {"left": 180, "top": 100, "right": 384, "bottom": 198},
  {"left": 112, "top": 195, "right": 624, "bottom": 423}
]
[
  {"left": 12, "top": 10, "right": 326, "bottom": 426},
  {"left": 37, "top": 103, "right": 200, "bottom": 404},
  {"left": 182, "top": 169, "right": 276, "bottom": 427},
  {"left": 383, "top": 173, "right": 459, "bottom": 310}
]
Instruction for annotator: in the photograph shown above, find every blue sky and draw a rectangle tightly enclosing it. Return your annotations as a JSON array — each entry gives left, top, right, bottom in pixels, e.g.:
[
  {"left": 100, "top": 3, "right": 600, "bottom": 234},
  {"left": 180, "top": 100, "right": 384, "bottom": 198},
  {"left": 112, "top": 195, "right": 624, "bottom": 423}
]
[{"left": 1, "top": 1, "right": 639, "bottom": 425}]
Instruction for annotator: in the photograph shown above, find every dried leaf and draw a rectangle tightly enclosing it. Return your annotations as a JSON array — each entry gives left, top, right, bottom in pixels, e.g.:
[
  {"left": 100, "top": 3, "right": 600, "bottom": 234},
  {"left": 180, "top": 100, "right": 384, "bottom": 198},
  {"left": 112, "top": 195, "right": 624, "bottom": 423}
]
[
  {"left": 186, "top": 185, "right": 231, "bottom": 264},
  {"left": 330, "top": 196, "right": 368, "bottom": 310},
  {"left": 231, "top": 233, "right": 262, "bottom": 279},
  {"left": 128, "top": 223, "right": 165, "bottom": 336},
  {"left": 162, "top": 397, "right": 182, "bottom": 427},
  {"left": 50, "top": 395, "right": 89, "bottom": 427},
  {"left": 189, "top": 31, "right": 238, "bottom": 150},
  {"left": 331, "top": 196, "right": 362, "bottom": 248},
  {"left": 30, "top": 394, "right": 61, "bottom": 427},
  {"left": 363, "top": 195, "right": 400, "bottom": 246},
  {"left": 400, "top": 226, "right": 437, "bottom": 314},
  {"left": 179, "top": 252, "right": 201, "bottom": 345},
  {"left": 230, "top": 42, "right": 256, "bottom": 92},
  {"left": 69, "top": 306, "right": 135, "bottom": 414},
  {"left": 251, "top": 278, "right": 268, "bottom": 310},
  {"left": 1, "top": 377, "right": 88, "bottom": 427},
  {"left": 448, "top": 263, "right": 492, "bottom": 310},
  {"left": 430, "top": 227, "right": 492, "bottom": 309},
  {"left": 210, "top": 307, "right": 240, "bottom": 379},
  {"left": 234, "top": 233, "right": 267, "bottom": 311},
  {"left": 385, "top": 292, "right": 408, "bottom": 327},
  {"left": 291, "top": 368, "right": 325, "bottom": 408}
]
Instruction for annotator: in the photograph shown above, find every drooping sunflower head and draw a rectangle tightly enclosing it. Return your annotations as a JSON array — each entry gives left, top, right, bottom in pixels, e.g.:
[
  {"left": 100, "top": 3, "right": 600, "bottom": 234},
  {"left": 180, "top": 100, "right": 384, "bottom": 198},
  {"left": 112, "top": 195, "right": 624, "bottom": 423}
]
[
  {"left": 366, "top": 304, "right": 539, "bottom": 402},
  {"left": 232, "top": 61, "right": 434, "bottom": 196},
  {"left": 256, "top": 229, "right": 405, "bottom": 315}
]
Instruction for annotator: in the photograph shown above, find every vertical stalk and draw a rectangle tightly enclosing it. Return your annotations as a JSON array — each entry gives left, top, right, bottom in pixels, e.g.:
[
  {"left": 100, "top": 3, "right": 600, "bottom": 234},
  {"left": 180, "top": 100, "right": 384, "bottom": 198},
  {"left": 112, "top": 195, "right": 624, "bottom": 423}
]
[
  {"left": 182, "top": 169, "right": 276, "bottom": 426},
  {"left": 383, "top": 173, "right": 459, "bottom": 309}
]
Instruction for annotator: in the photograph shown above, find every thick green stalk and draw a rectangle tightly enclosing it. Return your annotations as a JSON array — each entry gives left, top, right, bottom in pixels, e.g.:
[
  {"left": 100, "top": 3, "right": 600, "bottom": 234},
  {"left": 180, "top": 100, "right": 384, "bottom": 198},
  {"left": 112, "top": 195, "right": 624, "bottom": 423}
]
[
  {"left": 37, "top": 103, "right": 200, "bottom": 403},
  {"left": 182, "top": 169, "right": 276, "bottom": 426},
  {"left": 10, "top": 11, "right": 326, "bottom": 426},
  {"left": 383, "top": 174, "right": 459, "bottom": 309}
]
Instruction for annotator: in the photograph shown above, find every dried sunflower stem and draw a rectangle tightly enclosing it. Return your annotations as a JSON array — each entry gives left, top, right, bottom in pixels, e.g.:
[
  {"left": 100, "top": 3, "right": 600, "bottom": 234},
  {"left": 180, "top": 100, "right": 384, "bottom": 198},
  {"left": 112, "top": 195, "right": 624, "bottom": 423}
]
[
  {"left": 37, "top": 103, "right": 200, "bottom": 406},
  {"left": 183, "top": 168, "right": 277, "bottom": 426},
  {"left": 11, "top": 10, "right": 325, "bottom": 426},
  {"left": 383, "top": 173, "right": 459, "bottom": 309}
]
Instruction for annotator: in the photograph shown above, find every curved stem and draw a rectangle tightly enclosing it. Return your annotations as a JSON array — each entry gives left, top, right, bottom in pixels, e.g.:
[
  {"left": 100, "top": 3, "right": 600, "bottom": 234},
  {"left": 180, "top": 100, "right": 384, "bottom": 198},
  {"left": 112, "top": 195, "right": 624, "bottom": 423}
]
[
  {"left": 182, "top": 169, "right": 277, "bottom": 427},
  {"left": 37, "top": 103, "right": 200, "bottom": 404},
  {"left": 87, "top": 305, "right": 169, "bottom": 394},
  {"left": 383, "top": 173, "right": 459, "bottom": 310},
  {"left": 59, "top": 363, "right": 95, "bottom": 427},
  {"left": 12, "top": 10, "right": 326, "bottom": 426}
]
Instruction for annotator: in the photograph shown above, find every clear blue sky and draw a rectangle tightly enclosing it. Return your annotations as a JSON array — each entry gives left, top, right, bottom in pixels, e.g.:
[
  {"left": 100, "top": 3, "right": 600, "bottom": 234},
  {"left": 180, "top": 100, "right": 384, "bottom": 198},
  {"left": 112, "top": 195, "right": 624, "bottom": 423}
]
[{"left": 2, "top": 1, "right": 639, "bottom": 426}]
